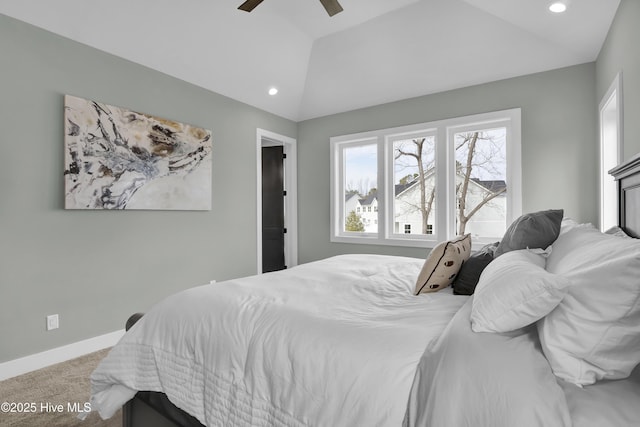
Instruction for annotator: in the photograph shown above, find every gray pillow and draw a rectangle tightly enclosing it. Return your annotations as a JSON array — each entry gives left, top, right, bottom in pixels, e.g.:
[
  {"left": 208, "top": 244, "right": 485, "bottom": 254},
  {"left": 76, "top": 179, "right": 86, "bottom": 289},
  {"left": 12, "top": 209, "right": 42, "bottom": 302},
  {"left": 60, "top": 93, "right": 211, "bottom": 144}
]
[
  {"left": 452, "top": 242, "right": 499, "bottom": 295},
  {"left": 495, "top": 209, "right": 563, "bottom": 257}
]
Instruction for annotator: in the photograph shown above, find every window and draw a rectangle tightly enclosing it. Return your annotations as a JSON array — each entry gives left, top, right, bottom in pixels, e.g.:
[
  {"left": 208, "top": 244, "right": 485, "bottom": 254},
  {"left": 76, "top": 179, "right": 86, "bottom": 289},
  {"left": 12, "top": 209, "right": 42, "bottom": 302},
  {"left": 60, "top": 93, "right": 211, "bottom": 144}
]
[
  {"left": 392, "top": 133, "right": 437, "bottom": 238},
  {"left": 330, "top": 109, "right": 521, "bottom": 248}
]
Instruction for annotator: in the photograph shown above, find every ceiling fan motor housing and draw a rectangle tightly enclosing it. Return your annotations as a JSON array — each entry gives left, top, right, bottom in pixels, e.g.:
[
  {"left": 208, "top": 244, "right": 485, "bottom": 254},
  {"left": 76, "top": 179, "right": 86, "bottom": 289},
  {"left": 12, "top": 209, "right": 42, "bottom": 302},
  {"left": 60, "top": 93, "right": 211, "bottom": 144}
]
[{"left": 238, "top": 0, "right": 343, "bottom": 17}]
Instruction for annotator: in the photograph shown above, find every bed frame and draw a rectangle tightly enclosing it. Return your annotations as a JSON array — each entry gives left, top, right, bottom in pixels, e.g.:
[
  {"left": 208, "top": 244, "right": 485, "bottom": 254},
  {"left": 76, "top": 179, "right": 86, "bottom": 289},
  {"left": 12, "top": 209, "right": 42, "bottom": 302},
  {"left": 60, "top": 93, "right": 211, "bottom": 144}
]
[
  {"left": 121, "top": 153, "right": 640, "bottom": 427},
  {"left": 610, "top": 152, "right": 640, "bottom": 238}
]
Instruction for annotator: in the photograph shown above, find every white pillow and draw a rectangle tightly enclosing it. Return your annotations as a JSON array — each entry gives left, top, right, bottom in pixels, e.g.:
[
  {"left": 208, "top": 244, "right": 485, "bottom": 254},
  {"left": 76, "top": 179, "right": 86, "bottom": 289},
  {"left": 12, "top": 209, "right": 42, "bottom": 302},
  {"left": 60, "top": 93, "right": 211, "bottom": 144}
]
[
  {"left": 538, "top": 226, "right": 640, "bottom": 386},
  {"left": 559, "top": 217, "right": 594, "bottom": 235},
  {"left": 471, "top": 249, "right": 570, "bottom": 333}
]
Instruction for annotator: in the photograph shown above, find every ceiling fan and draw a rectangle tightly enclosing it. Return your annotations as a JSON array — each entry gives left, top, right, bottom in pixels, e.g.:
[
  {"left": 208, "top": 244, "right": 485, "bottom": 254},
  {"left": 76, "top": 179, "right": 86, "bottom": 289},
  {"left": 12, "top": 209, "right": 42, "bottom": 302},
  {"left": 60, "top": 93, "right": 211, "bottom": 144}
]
[{"left": 238, "top": 0, "right": 344, "bottom": 17}]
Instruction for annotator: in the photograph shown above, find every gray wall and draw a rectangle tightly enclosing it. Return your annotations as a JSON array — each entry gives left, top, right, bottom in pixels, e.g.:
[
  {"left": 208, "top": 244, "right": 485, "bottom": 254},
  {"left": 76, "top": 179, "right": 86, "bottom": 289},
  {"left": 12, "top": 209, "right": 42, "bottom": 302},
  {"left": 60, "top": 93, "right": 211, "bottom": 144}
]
[
  {"left": 0, "top": 15, "right": 296, "bottom": 362},
  {"left": 596, "top": 0, "right": 640, "bottom": 161},
  {"left": 297, "top": 63, "right": 597, "bottom": 264}
]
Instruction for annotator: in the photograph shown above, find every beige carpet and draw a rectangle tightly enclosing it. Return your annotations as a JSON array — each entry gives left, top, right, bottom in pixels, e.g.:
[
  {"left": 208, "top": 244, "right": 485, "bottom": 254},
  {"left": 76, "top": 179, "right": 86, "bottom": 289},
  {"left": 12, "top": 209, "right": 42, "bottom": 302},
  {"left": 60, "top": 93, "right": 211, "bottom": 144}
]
[{"left": 0, "top": 348, "right": 121, "bottom": 427}]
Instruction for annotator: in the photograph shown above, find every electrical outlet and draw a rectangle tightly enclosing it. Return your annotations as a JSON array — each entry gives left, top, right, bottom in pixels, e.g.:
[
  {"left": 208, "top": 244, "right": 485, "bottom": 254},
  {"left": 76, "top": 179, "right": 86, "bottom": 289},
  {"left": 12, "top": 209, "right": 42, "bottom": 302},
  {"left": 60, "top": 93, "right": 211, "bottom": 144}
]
[{"left": 46, "top": 314, "right": 59, "bottom": 331}]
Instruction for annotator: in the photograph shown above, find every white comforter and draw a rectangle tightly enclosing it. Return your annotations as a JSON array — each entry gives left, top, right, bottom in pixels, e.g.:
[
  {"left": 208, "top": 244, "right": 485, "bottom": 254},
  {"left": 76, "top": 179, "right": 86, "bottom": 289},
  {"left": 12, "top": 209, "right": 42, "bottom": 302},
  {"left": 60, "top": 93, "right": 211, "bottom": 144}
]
[
  {"left": 90, "top": 254, "right": 468, "bottom": 426},
  {"left": 404, "top": 297, "right": 572, "bottom": 427}
]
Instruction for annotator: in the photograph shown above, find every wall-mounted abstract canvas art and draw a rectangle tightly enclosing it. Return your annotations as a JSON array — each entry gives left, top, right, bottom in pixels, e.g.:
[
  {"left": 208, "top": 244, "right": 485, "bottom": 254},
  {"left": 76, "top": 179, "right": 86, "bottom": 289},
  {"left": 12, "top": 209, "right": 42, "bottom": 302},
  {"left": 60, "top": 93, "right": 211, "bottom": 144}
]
[{"left": 64, "top": 95, "right": 212, "bottom": 210}]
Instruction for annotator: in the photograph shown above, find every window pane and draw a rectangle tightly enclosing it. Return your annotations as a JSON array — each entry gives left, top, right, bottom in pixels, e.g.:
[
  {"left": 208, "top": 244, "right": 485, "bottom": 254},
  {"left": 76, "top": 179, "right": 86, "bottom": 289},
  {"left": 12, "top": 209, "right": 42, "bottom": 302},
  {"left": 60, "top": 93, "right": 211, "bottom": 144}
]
[
  {"left": 344, "top": 144, "right": 377, "bottom": 233},
  {"left": 454, "top": 128, "right": 507, "bottom": 238},
  {"left": 393, "top": 136, "right": 436, "bottom": 235}
]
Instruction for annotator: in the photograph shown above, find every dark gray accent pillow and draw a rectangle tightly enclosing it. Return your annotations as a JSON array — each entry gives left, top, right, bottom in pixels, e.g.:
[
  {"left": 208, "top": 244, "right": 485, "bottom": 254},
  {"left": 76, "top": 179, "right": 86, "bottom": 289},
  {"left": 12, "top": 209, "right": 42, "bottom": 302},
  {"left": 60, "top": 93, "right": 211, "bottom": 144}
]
[
  {"left": 495, "top": 209, "right": 564, "bottom": 257},
  {"left": 452, "top": 242, "right": 499, "bottom": 295}
]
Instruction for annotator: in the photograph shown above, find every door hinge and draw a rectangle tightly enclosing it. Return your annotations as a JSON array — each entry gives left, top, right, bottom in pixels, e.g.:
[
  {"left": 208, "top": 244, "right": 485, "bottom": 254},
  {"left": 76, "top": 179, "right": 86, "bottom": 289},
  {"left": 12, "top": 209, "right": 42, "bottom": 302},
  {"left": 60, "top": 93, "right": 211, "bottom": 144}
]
[
  {"left": 283, "top": 190, "right": 287, "bottom": 196},
  {"left": 283, "top": 228, "right": 288, "bottom": 234},
  {"left": 283, "top": 153, "right": 287, "bottom": 159}
]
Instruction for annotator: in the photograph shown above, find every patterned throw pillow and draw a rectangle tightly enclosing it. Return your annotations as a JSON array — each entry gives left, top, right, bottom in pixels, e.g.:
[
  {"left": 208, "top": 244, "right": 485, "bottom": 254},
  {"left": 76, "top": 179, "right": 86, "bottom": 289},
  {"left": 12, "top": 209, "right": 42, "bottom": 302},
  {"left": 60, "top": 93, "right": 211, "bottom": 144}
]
[{"left": 415, "top": 234, "right": 471, "bottom": 294}]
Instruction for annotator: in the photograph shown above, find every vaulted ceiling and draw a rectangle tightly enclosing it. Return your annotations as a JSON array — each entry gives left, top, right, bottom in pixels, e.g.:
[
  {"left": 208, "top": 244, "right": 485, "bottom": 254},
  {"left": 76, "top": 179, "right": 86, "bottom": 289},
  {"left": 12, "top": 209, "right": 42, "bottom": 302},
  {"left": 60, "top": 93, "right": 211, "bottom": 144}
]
[{"left": 0, "top": 0, "right": 620, "bottom": 121}]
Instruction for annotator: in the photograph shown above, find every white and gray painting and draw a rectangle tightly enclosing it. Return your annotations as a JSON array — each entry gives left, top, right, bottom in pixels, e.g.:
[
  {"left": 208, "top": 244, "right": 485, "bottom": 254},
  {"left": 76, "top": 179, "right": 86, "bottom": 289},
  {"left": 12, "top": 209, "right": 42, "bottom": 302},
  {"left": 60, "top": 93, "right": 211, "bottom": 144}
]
[{"left": 64, "top": 95, "right": 212, "bottom": 210}]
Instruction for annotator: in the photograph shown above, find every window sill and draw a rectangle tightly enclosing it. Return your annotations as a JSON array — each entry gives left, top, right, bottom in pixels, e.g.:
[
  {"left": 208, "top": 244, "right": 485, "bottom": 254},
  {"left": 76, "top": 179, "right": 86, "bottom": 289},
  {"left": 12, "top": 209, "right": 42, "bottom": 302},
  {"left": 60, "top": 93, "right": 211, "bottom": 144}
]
[
  {"left": 331, "top": 235, "right": 438, "bottom": 248},
  {"left": 330, "top": 234, "right": 501, "bottom": 250}
]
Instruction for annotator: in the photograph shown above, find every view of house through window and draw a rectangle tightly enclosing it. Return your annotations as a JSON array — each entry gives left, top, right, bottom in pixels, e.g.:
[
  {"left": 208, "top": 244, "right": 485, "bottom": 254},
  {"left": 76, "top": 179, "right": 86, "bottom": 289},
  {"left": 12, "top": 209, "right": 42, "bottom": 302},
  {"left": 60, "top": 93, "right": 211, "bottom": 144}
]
[
  {"left": 331, "top": 109, "right": 520, "bottom": 247},
  {"left": 453, "top": 128, "right": 507, "bottom": 238},
  {"left": 344, "top": 143, "right": 377, "bottom": 233},
  {"left": 393, "top": 135, "right": 436, "bottom": 236}
]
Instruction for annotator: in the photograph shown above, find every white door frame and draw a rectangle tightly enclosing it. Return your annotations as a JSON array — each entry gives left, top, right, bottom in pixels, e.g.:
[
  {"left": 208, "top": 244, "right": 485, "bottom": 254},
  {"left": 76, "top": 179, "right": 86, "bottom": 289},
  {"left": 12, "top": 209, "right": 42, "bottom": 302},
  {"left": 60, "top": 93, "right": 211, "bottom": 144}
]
[
  {"left": 256, "top": 128, "right": 298, "bottom": 274},
  {"left": 598, "top": 72, "right": 623, "bottom": 231}
]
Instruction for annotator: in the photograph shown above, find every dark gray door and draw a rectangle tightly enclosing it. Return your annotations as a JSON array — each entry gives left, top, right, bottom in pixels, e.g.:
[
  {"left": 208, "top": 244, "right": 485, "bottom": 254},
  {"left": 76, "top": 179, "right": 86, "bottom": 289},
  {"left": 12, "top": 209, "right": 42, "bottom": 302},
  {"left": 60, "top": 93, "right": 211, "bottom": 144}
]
[{"left": 262, "top": 146, "right": 286, "bottom": 272}]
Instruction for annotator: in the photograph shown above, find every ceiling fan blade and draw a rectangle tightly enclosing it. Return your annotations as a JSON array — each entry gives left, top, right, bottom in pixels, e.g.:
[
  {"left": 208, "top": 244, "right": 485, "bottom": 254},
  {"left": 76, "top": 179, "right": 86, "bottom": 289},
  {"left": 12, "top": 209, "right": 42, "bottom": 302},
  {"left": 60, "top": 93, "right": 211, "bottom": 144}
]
[
  {"left": 238, "top": 0, "right": 265, "bottom": 12},
  {"left": 319, "top": 0, "right": 343, "bottom": 16}
]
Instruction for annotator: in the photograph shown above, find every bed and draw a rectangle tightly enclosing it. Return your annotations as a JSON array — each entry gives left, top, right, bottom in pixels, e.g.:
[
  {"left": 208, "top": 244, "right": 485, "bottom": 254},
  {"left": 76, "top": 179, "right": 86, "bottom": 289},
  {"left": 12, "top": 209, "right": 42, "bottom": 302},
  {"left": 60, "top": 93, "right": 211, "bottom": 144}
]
[{"left": 87, "top": 154, "right": 640, "bottom": 427}]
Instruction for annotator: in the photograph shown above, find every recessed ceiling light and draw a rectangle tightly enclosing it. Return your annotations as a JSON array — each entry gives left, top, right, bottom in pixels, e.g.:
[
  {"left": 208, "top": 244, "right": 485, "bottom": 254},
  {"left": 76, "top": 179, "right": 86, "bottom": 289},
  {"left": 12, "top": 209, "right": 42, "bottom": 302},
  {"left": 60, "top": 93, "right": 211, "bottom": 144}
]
[
  {"left": 549, "top": 2, "right": 567, "bottom": 13},
  {"left": 268, "top": 87, "right": 278, "bottom": 96}
]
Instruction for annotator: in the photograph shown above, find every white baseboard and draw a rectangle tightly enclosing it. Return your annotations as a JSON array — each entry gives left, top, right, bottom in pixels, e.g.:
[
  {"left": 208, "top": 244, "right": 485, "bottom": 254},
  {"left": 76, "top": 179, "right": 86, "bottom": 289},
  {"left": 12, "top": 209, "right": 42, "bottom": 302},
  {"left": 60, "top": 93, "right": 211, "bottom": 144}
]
[{"left": 0, "top": 329, "right": 125, "bottom": 381}]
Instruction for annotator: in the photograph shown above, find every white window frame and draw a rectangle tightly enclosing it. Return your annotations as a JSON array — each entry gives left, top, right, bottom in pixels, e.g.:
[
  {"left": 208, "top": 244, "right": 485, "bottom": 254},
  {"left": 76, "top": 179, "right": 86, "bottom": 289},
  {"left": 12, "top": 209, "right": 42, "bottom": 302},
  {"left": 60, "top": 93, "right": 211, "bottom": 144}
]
[
  {"left": 330, "top": 109, "right": 522, "bottom": 249},
  {"left": 445, "top": 116, "right": 521, "bottom": 246},
  {"left": 386, "top": 128, "right": 440, "bottom": 244},
  {"left": 331, "top": 137, "right": 380, "bottom": 241}
]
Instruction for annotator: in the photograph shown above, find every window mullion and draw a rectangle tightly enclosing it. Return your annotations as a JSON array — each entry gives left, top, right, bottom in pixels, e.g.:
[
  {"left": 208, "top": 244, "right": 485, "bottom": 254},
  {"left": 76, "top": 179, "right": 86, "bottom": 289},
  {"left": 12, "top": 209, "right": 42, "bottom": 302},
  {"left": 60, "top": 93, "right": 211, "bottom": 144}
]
[
  {"left": 338, "top": 144, "right": 346, "bottom": 235},
  {"left": 383, "top": 135, "right": 393, "bottom": 241},
  {"left": 436, "top": 126, "right": 452, "bottom": 241},
  {"left": 376, "top": 136, "right": 386, "bottom": 242}
]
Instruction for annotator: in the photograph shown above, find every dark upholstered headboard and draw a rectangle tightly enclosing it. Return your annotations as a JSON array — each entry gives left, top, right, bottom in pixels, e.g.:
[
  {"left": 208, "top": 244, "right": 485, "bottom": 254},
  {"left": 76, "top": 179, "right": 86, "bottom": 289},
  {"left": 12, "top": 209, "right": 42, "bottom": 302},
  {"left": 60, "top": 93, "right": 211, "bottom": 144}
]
[{"left": 610, "top": 153, "right": 640, "bottom": 239}]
